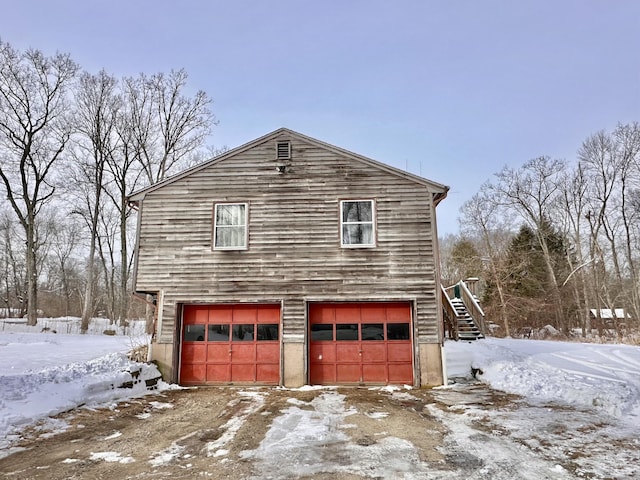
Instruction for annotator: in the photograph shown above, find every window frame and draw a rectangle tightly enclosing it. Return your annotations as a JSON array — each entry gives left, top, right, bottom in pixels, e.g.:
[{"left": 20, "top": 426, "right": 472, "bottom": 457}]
[
  {"left": 340, "top": 199, "right": 376, "bottom": 248},
  {"left": 213, "top": 202, "right": 249, "bottom": 251}
]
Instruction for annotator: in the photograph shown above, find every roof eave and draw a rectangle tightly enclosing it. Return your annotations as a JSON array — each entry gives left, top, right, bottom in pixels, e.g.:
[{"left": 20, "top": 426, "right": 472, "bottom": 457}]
[
  {"left": 126, "top": 127, "right": 450, "bottom": 202},
  {"left": 433, "top": 189, "right": 449, "bottom": 206}
]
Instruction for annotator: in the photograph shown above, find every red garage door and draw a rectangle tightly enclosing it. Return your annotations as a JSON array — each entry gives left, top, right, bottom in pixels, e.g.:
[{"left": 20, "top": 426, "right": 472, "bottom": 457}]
[
  {"left": 309, "top": 302, "right": 413, "bottom": 385},
  {"left": 180, "top": 304, "right": 280, "bottom": 385}
]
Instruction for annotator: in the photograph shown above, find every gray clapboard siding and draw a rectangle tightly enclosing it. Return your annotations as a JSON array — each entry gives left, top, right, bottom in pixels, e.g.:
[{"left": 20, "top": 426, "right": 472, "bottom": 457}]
[{"left": 133, "top": 130, "right": 446, "bottom": 344}]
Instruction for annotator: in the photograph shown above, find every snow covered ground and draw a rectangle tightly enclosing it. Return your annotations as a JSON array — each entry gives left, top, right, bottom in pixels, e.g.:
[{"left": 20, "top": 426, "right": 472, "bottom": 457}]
[
  {"left": 445, "top": 337, "right": 640, "bottom": 421},
  {"left": 1, "top": 318, "right": 640, "bottom": 478},
  {"left": 235, "top": 338, "right": 640, "bottom": 479},
  {"left": 442, "top": 338, "right": 640, "bottom": 479},
  {"left": 0, "top": 318, "right": 168, "bottom": 456}
]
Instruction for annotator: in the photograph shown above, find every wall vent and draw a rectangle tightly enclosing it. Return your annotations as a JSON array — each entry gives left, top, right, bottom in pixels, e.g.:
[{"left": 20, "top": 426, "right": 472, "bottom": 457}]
[{"left": 276, "top": 141, "right": 291, "bottom": 160}]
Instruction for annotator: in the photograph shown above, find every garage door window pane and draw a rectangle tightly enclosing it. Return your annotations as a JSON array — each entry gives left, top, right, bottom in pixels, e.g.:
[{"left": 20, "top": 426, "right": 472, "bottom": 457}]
[
  {"left": 232, "top": 324, "right": 254, "bottom": 341},
  {"left": 387, "top": 323, "right": 410, "bottom": 340},
  {"left": 362, "top": 323, "right": 384, "bottom": 340},
  {"left": 257, "top": 324, "right": 279, "bottom": 341},
  {"left": 311, "top": 324, "right": 333, "bottom": 341},
  {"left": 184, "top": 324, "right": 205, "bottom": 341},
  {"left": 336, "top": 324, "right": 358, "bottom": 340},
  {"left": 208, "top": 324, "right": 230, "bottom": 341}
]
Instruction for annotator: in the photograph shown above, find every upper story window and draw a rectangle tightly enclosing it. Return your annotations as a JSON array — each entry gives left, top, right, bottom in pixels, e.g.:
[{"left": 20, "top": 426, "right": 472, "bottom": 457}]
[
  {"left": 340, "top": 200, "right": 375, "bottom": 247},
  {"left": 214, "top": 203, "right": 247, "bottom": 250}
]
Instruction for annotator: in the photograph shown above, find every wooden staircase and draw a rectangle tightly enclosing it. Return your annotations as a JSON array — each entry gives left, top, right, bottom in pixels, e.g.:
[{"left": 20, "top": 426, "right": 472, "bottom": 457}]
[
  {"left": 442, "top": 280, "right": 486, "bottom": 341},
  {"left": 450, "top": 297, "right": 484, "bottom": 341}
]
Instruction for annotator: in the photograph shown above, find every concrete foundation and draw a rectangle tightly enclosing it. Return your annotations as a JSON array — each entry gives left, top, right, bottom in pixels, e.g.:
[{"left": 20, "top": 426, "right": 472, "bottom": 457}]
[
  {"left": 283, "top": 342, "right": 305, "bottom": 387},
  {"left": 150, "top": 342, "right": 176, "bottom": 383},
  {"left": 419, "top": 343, "right": 444, "bottom": 387}
]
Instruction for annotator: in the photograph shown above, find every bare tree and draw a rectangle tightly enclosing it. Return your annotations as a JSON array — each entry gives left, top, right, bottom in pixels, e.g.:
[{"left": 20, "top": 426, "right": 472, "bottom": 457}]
[
  {"left": 0, "top": 41, "right": 215, "bottom": 329},
  {"left": 138, "top": 69, "right": 215, "bottom": 184},
  {"left": 579, "top": 130, "right": 626, "bottom": 332},
  {"left": 72, "top": 70, "right": 119, "bottom": 332},
  {"left": 556, "top": 163, "right": 593, "bottom": 335},
  {"left": 183, "top": 144, "right": 229, "bottom": 169},
  {"left": 0, "top": 41, "right": 78, "bottom": 325},
  {"left": 459, "top": 185, "right": 514, "bottom": 336},
  {"left": 0, "top": 208, "right": 27, "bottom": 317},
  {"left": 578, "top": 124, "right": 640, "bottom": 332},
  {"left": 41, "top": 211, "right": 82, "bottom": 317},
  {"left": 438, "top": 233, "right": 460, "bottom": 286},
  {"left": 102, "top": 71, "right": 215, "bottom": 332},
  {"left": 102, "top": 83, "right": 143, "bottom": 326},
  {"left": 95, "top": 201, "right": 122, "bottom": 323},
  {"left": 612, "top": 123, "right": 640, "bottom": 322},
  {"left": 490, "top": 157, "right": 568, "bottom": 330}
]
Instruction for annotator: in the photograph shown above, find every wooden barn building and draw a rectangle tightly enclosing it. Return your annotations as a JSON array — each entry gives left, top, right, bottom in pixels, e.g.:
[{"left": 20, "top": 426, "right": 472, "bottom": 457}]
[{"left": 129, "top": 128, "right": 449, "bottom": 387}]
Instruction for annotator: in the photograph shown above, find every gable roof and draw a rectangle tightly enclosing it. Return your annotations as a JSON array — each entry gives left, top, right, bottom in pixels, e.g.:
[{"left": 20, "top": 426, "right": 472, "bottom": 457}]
[{"left": 128, "top": 128, "right": 449, "bottom": 205}]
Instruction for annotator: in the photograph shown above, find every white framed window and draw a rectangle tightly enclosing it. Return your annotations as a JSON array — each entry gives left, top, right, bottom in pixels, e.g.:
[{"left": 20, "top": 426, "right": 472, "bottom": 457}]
[
  {"left": 340, "top": 199, "right": 375, "bottom": 247},
  {"left": 213, "top": 203, "right": 248, "bottom": 250}
]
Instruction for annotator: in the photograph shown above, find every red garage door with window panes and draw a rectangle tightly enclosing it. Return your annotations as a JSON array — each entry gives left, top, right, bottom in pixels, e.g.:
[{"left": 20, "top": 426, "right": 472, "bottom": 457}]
[
  {"left": 180, "top": 304, "right": 280, "bottom": 385},
  {"left": 309, "top": 302, "right": 413, "bottom": 385}
]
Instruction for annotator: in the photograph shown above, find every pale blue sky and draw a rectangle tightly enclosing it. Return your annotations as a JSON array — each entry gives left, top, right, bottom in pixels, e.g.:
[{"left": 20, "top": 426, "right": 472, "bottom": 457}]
[{"left": 2, "top": 1, "right": 639, "bottom": 234}]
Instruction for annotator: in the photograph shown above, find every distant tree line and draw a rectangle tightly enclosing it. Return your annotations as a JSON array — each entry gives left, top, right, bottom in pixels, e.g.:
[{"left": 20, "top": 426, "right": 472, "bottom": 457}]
[
  {"left": 441, "top": 123, "right": 640, "bottom": 340},
  {"left": 0, "top": 40, "right": 218, "bottom": 331}
]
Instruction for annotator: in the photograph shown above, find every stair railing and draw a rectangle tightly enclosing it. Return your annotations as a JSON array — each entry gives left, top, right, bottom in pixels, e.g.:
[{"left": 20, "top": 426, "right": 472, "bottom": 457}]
[
  {"left": 441, "top": 285, "right": 459, "bottom": 340},
  {"left": 458, "top": 280, "right": 486, "bottom": 335}
]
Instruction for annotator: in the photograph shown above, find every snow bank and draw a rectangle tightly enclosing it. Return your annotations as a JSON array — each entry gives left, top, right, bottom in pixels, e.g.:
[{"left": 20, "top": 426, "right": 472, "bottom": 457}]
[
  {"left": 0, "top": 332, "right": 143, "bottom": 375},
  {"left": 0, "top": 331, "right": 168, "bottom": 456},
  {"left": 445, "top": 337, "right": 640, "bottom": 421}
]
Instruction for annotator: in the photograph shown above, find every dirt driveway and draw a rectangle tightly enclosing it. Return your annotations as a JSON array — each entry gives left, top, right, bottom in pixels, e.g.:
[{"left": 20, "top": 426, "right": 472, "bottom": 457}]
[
  {"left": 1, "top": 383, "right": 637, "bottom": 479},
  {"left": 0, "top": 385, "right": 482, "bottom": 479}
]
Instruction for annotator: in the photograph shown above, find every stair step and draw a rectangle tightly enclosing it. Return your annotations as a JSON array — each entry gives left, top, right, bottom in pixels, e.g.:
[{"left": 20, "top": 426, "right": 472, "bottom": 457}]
[{"left": 459, "top": 332, "right": 483, "bottom": 337}]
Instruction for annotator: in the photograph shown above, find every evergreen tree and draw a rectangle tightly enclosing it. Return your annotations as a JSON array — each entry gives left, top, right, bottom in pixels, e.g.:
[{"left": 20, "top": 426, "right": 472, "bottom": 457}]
[{"left": 502, "top": 220, "right": 571, "bottom": 331}]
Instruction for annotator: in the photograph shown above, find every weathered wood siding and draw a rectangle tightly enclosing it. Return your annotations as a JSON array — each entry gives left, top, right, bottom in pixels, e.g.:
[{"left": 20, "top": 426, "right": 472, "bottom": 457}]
[{"left": 134, "top": 133, "right": 442, "bottom": 344}]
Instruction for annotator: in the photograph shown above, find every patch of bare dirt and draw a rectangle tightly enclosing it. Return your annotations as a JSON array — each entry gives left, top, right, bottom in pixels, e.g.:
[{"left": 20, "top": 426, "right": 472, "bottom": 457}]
[
  {"left": 0, "top": 387, "right": 450, "bottom": 480},
  {"left": 342, "top": 388, "right": 445, "bottom": 464}
]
